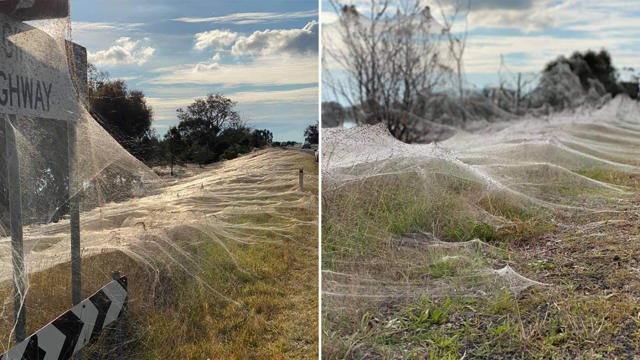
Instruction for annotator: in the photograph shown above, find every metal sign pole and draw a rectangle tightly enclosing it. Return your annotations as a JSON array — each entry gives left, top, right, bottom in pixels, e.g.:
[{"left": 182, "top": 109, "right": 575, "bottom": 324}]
[
  {"left": 68, "top": 123, "right": 81, "bottom": 306},
  {"left": 69, "top": 134, "right": 82, "bottom": 360},
  {"left": 4, "top": 114, "right": 27, "bottom": 343},
  {"left": 67, "top": 41, "right": 87, "bottom": 360},
  {"left": 0, "top": 0, "right": 73, "bottom": 346}
]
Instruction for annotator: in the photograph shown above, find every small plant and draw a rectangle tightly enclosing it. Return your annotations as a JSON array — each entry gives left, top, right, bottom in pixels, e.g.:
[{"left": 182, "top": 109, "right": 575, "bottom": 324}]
[
  {"left": 406, "top": 298, "right": 453, "bottom": 331},
  {"left": 490, "top": 317, "right": 512, "bottom": 337},
  {"left": 491, "top": 290, "right": 514, "bottom": 314},
  {"left": 429, "top": 299, "right": 452, "bottom": 325},
  {"left": 529, "top": 259, "right": 556, "bottom": 272},
  {"left": 418, "top": 257, "right": 459, "bottom": 278}
]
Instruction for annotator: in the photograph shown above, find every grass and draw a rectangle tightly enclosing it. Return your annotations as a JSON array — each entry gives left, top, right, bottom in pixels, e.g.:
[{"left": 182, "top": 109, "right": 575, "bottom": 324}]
[
  {"left": 576, "top": 169, "right": 640, "bottom": 190},
  {"left": 322, "top": 164, "right": 640, "bottom": 358},
  {"left": 323, "top": 172, "right": 551, "bottom": 270},
  {"left": 0, "top": 150, "right": 318, "bottom": 359}
]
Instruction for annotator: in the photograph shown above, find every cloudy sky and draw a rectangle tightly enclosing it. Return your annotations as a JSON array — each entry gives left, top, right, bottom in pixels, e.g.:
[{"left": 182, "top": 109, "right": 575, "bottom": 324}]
[
  {"left": 70, "top": 0, "right": 318, "bottom": 141},
  {"left": 322, "top": 0, "right": 640, "bottom": 101}
]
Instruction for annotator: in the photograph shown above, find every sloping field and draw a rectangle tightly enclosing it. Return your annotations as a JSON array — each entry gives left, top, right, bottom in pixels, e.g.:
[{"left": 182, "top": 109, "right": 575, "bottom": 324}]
[
  {"left": 322, "top": 96, "right": 640, "bottom": 359},
  {"left": 0, "top": 148, "right": 318, "bottom": 359}
]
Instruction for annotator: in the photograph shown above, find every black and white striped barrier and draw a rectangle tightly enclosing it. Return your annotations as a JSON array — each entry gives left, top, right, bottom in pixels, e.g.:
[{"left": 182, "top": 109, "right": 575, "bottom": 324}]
[{"left": 0, "top": 276, "right": 127, "bottom": 360}]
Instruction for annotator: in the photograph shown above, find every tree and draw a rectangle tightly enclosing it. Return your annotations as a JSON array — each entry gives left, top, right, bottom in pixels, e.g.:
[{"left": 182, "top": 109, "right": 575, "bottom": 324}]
[
  {"left": 176, "top": 94, "right": 241, "bottom": 143},
  {"left": 304, "top": 124, "right": 319, "bottom": 144},
  {"left": 175, "top": 94, "right": 242, "bottom": 165},
  {"left": 543, "top": 49, "right": 624, "bottom": 97},
  {"left": 324, "top": 0, "right": 457, "bottom": 142},
  {"left": 251, "top": 129, "right": 273, "bottom": 147},
  {"left": 168, "top": 94, "right": 272, "bottom": 166},
  {"left": 321, "top": 101, "right": 346, "bottom": 127},
  {"left": 87, "top": 63, "right": 109, "bottom": 99},
  {"left": 89, "top": 75, "right": 155, "bottom": 160},
  {"left": 164, "top": 126, "right": 187, "bottom": 176},
  {"left": 438, "top": 0, "right": 470, "bottom": 103}
]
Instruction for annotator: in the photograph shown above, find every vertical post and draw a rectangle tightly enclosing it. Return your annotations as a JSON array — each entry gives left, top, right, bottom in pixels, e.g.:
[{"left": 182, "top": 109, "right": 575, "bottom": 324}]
[
  {"left": 299, "top": 169, "right": 304, "bottom": 192},
  {"left": 111, "top": 270, "right": 124, "bottom": 348},
  {"left": 68, "top": 122, "right": 82, "bottom": 359},
  {"left": 5, "top": 114, "right": 27, "bottom": 343},
  {"left": 516, "top": 72, "right": 521, "bottom": 113},
  {"left": 67, "top": 40, "right": 87, "bottom": 325},
  {"left": 68, "top": 123, "right": 81, "bottom": 303}
]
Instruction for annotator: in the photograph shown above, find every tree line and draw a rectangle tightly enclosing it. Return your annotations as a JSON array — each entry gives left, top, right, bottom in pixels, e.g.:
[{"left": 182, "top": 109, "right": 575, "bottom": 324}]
[
  {"left": 88, "top": 65, "right": 317, "bottom": 174},
  {"left": 322, "top": 0, "right": 639, "bottom": 143}
]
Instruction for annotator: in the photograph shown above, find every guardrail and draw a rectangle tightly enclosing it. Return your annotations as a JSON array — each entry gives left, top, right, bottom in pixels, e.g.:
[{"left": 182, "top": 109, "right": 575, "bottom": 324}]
[{"left": 0, "top": 274, "right": 127, "bottom": 360}]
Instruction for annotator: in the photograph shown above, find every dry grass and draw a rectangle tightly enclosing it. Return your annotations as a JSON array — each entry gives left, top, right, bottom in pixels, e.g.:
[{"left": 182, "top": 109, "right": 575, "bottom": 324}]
[
  {"left": 323, "top": 172, "right": 549, "bottom": 270},
  {"left": 321, "top": 167, "right": 640, "bottom": 359},
  {"left": 0, "top": 151, "right": 318, "bottom": 359}
]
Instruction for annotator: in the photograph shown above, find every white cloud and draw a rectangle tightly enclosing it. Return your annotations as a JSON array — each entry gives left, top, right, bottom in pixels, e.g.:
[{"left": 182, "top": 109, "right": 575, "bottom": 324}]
[
  {"left": 194, "top": 29, "right": 238, "bottom": 50},
  {"left": 439, "top": 0, "right": 533, "bottom": 11},
  {"left": 232, "top": 21, "right": 318, "bottom": 56},
  {"left": 192, "top": 53, "right": 223, "bottom": 72},
  {"left": 464, "top": 34, "right": 636, "bottom": 73},
  {"left": 147, "top": 55, "right": 318, "bottom": 86},
  {"left": 146, "top": 87, "right": 317, "bottom": 130},
  {"left": 458, "top": 0, "right": 640, "bottom": 34},
  {"left": 147, "top": 87, "right": 316, "bottom": 109},
  {"left": 228, "top": 87, "right": 318, "bottom": 103},
  {"left": 72, "top": 22, "right": 145, "bottom": 31},
  {"left": 173, "top": 10, "right": 317, "bottom": 24},
  {"left": 88, "top": 37, "right": 155, "bottom": 66},
  {"left": 112, "top": 76, "right": 138, "bottom": 82},
  {"left": 193, "top": 62, "right": 220, "bottom": 72}
]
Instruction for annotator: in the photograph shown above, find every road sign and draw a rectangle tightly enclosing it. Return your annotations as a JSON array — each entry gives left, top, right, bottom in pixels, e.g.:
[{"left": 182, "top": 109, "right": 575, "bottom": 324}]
[
  {"left": 0, "top": 276, "right": 128, "bottom": 360},
  {"left": 0, "top": 13, "right": 82, "bottom": 121},
  {"left": 0, "top": 0, "right": 68, "bottom": 21}
]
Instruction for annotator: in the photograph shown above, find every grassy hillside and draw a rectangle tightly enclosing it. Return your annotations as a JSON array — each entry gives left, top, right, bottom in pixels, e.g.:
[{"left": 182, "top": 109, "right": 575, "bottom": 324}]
[
  {"left": 322, "top": 114, "right": 640, "bottom": 358},
  {"left": 0, "top": 149, "right": 318, "bottom": 359}
]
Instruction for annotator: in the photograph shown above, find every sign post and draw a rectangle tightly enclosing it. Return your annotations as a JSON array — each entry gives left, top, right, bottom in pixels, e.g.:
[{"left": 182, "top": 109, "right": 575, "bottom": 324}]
[
  {"left": 1, "top": 0, "right": 79, "bottom": 346},
  {"left": 4, "top": 114, "right": 26, "bottom": 342},
  {"left": 68, "top": 123, "right": 81, "bottom": 305}
]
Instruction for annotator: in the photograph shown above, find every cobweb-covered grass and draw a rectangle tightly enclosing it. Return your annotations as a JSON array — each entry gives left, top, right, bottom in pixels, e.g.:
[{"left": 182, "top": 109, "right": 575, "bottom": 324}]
[
  {"left": 322, "top": 97, "right": 640, "bottom": 358},
  {"left": 0, "top": 149, "right": 318, "bottom": 358}
]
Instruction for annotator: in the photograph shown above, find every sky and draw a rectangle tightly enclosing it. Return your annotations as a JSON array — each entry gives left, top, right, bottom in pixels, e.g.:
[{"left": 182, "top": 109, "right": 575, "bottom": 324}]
[
  {"left": 322, "top": 0, "right": 640, "bottom": 102},
  {"left": 69, "top": 0, "right": 318, "bottom": 142}
]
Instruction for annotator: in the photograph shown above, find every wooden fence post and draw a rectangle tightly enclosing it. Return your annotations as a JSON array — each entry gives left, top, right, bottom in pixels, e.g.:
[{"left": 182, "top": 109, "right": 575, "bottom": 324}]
[{"left": 299, "top": 169, "right": 304, "bottom": 192}]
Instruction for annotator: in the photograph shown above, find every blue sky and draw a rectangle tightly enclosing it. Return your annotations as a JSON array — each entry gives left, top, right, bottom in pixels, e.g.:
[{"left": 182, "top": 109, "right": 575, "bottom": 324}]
[
  {"left": 322, "top": 0, "right": 640, "bottom": 103},
  {"left": 70, "top": 0, "right": 318, "bottom": 141}
]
